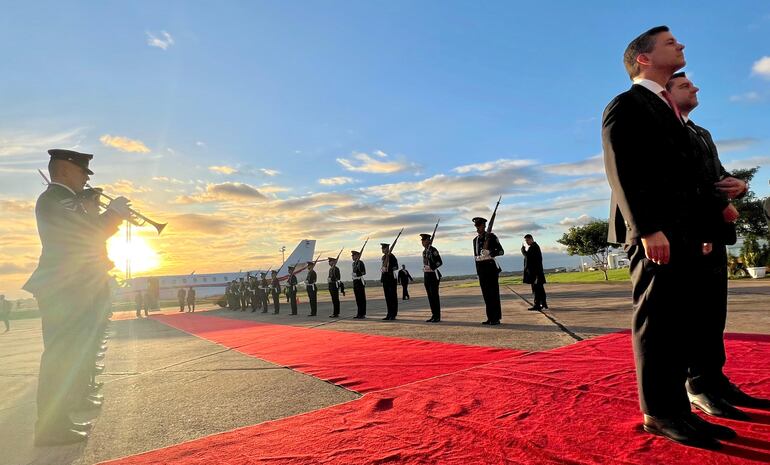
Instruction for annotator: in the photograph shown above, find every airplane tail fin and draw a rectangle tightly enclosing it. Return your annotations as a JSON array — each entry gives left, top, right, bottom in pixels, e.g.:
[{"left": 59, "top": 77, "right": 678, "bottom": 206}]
[{"left": 276, "top": 240, "right": 316, "bottom": 279}]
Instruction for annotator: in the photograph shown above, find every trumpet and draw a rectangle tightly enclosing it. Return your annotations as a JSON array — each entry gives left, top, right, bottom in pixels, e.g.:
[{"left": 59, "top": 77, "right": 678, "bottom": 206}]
[{"left": 85, "top": 183, "right": 167, "bottom": 235}]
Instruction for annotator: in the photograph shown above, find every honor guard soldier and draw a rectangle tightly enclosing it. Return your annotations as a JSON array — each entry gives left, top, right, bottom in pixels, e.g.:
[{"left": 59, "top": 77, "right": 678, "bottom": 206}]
[
  {"left": 287, "top": 265, "right": 299, "bottom": 315},
  {"left": 24, "top": 149, "right": 130, "bottom": 446},
  {"left": 380, "top": 243, "right": 399, "bottom": 320},
  {"left": 177, "top": 288, "right": 186, "bottom": 312},
  {"left": 305, "top": 261, "right": 318, "bottom": 316},
  {"left": 351, "top": 250, "right": 367, "bottom": 319},
  {"left": 328, "top": 256, "right": 342, "bottom": 317},
  {"left": 239, "top": 277, "right": 249, "bottom": 311},
  {"left": 472, "top": 217, "right": 504, "bottom": 325},
  {"left": 248, "top": 276, "right": 258, "bottom": 312},
  {"left": 420, "top": 234, "right": 443, "bottom": 322},
  {"left": 270, "top": 270, "right": 281, "bottom": 314},
  {"left": 186, "top": 286, "right": 196, "bottom": 312},
  {"left": 259, "top": 272, "right": 269, "bottom": 313}
]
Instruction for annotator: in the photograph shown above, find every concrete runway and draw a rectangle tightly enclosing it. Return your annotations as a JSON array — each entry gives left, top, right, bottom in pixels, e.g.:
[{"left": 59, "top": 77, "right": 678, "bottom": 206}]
[{"left": 1, "top": 279, "right": 768, "bottom": 465}]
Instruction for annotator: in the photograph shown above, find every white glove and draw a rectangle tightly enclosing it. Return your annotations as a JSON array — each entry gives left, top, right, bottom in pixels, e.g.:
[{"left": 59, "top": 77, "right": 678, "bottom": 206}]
[
  {"left": 108, "top": 196, "right": 131, "bottom": 219},
  {"left": 481, "top": 249, "right": 491, "bottom": 257},
  {"left": 423, "top": 266, "right": 432, "bottom": 272},
  {"left": 381, "top": 267, "right": 388, "bottom": 273}
]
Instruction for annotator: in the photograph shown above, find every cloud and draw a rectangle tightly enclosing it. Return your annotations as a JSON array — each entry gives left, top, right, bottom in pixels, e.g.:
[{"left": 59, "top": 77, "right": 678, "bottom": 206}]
[
  {"left": 209, "top": 165, "right": 238, "bottom": 175},
  {"left": 196, "top": 141, "right": 206, "bottom": 147},
  {"left": 146, "top": 31, "right": 174, "bottom": 50},
  {"left": 0, "top": 128, "right": 84, "bottom": 158},
  {"left": 0, "top": 262, "right": 31, "bottom": 275},
  {"left": 336, "top": 151, "right": 415, "bottom": 174},
  {"left": 0, "top": 199, "right": 35, "bottom": 214},
  {"left": 729, "top": 92, "right": 765, "bottom": 103},
  {"left": 543, "top": 154, "right": 604, "bottom": 176},
  {"left": 100, "top": 134, "right": 151, "bottom": 153},
  {"left": 152, "top": 176, "right": 185, "bottom": 184},
  {"left": 453, "top": 158, "right": 535, "bottom": 174},
  {"left": 175, "top": 182, "right": 268, "bottom": 204},
  {"left": 101, "top": 179, "right": 152, "bottom": 195},
  {"left": 724, "top": 155, "right": 770, "bottom": 171},
  {"left": 168, "top": 213, "right": 229, "bottom": 234},
  {"left": 318, "top": 176, "right": 357, "bottom": 186},
  {"left": 259, "top": 168, "right": 280, "bottom": 177},
  {"left": 715, "top": 138, "right": 760, "bottom": 153},
  {"left": 558, "top": 214, "right": 598, "bottom": 227},
  {"left": 752, "top": 56, "right": 770, "bottom": 79}
]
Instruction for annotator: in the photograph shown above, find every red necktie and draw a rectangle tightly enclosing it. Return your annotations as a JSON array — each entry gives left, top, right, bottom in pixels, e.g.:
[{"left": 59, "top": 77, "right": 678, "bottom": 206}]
[{"left": 660, "top": 90, "right": 683, "bottom": 123}]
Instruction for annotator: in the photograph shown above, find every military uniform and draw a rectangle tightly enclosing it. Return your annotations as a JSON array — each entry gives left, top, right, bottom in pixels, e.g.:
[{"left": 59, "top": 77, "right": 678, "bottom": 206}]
[
  {"left": 287, "top": 267, "right": 299, "bottom": 315},
  {"left": 259, "top": 274, "right": 269, "bottom": 313},
  {"left": 177, "top": 288, "right": 186, "bottom": 312},
  {"left": 420, "top": 234, "right": 443, "bottom": 322},
  {"left": 186, "top": 287, "right": 196, "bottom": 312},
  {"left": 472, "top": 217, "right": 504, "bottom": 325},
  {"left": 328, "top": 258, "right": 341, "bottom": 317},
  {"left": 351, "top": 251, "right": 367, "bottom": 318},
  {"left": 270, "top": 272, "right": 281, "bottom": 313},
  {"left": 305, "top": 263, "right": 318, "bottom": 316},
  {"left": 380, "top": 245, "right": 399, "bottom": 320}
]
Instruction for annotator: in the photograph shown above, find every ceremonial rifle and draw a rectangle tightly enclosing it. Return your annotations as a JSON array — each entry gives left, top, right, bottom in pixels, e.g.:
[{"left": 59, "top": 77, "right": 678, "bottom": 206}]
[
  {"left": 483, "top": 196, "right": 502, "bottom": 251},
  {"left": 428, "top": 218, "right": 440, "bottom": 248},
  {"left": 358, "top": 237, "right": 369, "bottom": 258},
  {"left": 383, "top": 228, "right": 404, "bottom": 271}
]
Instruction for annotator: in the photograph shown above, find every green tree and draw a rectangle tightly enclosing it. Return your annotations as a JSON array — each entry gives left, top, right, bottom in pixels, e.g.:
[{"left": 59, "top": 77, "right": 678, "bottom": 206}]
[
  {"left": 557, "top": 220, "right": 610, "bottom": 281},
  {"left": 730, "top": 167, "right": 768, "bottom": 238}
]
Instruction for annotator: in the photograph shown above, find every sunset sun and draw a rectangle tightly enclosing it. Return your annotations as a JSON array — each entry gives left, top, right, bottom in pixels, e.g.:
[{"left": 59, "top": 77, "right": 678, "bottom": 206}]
[{"left": 107, "top": 225, "right": 161, "bottom": 275}]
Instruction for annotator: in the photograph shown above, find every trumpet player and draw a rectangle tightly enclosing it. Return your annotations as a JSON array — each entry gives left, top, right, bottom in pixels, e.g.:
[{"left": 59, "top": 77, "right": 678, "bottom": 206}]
[{"left": 24, "top": 149, "right": 131, "bottom": 446}]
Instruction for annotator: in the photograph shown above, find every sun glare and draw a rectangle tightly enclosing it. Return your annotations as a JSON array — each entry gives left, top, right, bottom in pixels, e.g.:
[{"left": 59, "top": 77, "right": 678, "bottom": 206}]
[{"left": 107, "top": 225, "right": 161, "bottom": 274}]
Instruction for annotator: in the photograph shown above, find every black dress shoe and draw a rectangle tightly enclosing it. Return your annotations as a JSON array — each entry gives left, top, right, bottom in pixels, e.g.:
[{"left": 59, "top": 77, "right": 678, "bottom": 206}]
[
  {"left": 382, "top": 316, "right": 392, "bottom": 320},
  {"left": 542, "top": 304, "right": 549, "bottom": 309},
  {"left": 527, "top": 306, "right": 542, "bottom": 311},
  {"left": 70, "top": 420, "right": 93, "bottom": 432},
  {"left": 34, "top": 428, "right": 88, "bottom": 447},
  {"left": 720, "top": 383, "right": 770, "bottom": 409},
  {"left": 426, "top": 318, "right": 435, "bottom": 322},
  {"left": 330, "top": 314, "right": 339, "bottom": 318},
  {"left": 688, "top": 390, "right": 750, "bottom": 420},
  {"left": 75, "top": 397, "right": 103, "bottom": 410},
  {"left": 683, "top": 412, "right": 736, "bottom": 440},
  {"left": 432, "top": 319, "right": 440, "bottom": 323},
  {"left": 481, "top": 320, "right": 491, "bottom": 325},
  {"left": 642, "top": 415, "right": 721, "bottom": 450},
  {"left": 88, "top": 393, "right": 104, "bottom": 402},
  {"left": 490, "top": 321, "right": 501, "bottom": 326}
]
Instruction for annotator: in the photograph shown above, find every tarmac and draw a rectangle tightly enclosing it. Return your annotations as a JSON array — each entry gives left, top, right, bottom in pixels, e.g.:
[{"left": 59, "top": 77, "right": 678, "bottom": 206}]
[{"left": 1, "top": 279, "right": 768, "bottom": 465}]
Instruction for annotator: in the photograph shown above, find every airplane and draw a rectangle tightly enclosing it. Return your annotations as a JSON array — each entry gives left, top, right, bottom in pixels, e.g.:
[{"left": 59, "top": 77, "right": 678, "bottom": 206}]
[{"left": 117, "top": 240, "right": 317, "bottom": 302}]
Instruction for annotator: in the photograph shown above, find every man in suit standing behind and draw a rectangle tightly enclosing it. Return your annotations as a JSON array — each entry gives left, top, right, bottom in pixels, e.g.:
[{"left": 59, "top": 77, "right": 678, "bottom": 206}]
[
  {"left": 397, "top": 265, "right": 413, "bottom": 300},
  {"left": 666, "top": 72, "right": 770, "bottom": 417},
  {"left": 602, "top": 26, "right": 734, "bottom": 449},
  {"left": 521, "top": 234, "right": 547, "bottom": 310}
]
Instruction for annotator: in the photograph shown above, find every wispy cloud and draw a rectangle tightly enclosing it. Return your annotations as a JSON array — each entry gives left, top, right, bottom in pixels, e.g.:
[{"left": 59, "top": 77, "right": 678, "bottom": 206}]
[
  {"left": 542, "top": 154, "right": 604, "bottom": 176},
  {"left": 169, "top": 213, "right": 229, "bottom": 235},
  {"left": 146, "top": 31, "right": 174, "bottom": 50},
  {"left": 452, "top": 158, "right": 535, "bottom": 174},
  {"left": 102, "top": 179, "right": 151, "bottom": 195},
  {"left": 195, "top": 141, "right": 206, "bottom": 147},
  {"left": 259, "top": 168, "right": 280, "bottom": 177},
  {"left": 0, "top": 128, "right": 84, "bottom": 158},
  {"left": 715, "top": 138, "right": 760, "bottom": 153},
  {"left": 752, "top": 56, "right": 770, "bottom": 79},
  {"left": 152, "top": 176, "right": 185, "bottom": 184},
  {"left": 319, "top": 176, "right": 356, "bottom": 186},
  {"left": 724, "top": 155, "right": 770, "bottom": 171},
  {"left": 209, "top": 165, "right": 238, "bottom": 175},
  {"left": 558, "top": 214, "right": 598, "bottom": 227},
  {"left": 174, "top": 182, "right": 268, "bottom": 204},
  {"left": 336, "top": 151, "right": 415, "bottom": 174},
  {"left": 100, "top": 134, "right": 151, "bottom": 153},
  {"left": 729, "top": 91, "right": 765, "bottom": 103}
]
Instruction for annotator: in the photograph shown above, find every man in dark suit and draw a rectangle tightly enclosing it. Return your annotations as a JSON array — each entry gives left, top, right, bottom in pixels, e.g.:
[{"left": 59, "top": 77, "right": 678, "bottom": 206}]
[
  {"left": 603, "top": 26, "right": 734, "bottom": 449},
  {"left": 305, "top": 261, "right": 318, "bottom": 316},
  {"left": 327, "top": 256, "right": 342, "bottom": 317},
  {"left": 397, "top": 265, "right": 413, "bottom": 300},
  {"left": 380, "top": 243, "right": 399, "bottom": 320},
  {"left": 24, "top": 149, "right": 130, "bottom": 446},
  {"left": 420, "top": 234, "right": 443, "bottom": 322},
  {"left": 472, "top": 217, "right": 504, "bottom": 325},
  {"left": 666, "top": 72, "right": 770, "bottom": 417},
  {"left": 351, "top": 250, "right": 367, "bottom": 319},
  {"left": 521, "top": 234, "right": 547, "bottom": 310}
]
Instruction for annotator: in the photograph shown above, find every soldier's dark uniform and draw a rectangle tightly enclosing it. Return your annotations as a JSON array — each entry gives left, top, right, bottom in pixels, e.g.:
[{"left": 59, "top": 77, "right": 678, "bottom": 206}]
[
  {"left": 472, "top": 217, "right": 504, "bottom": 325},
  {"left": 23, "top": 150, "right": 124, "bottom": 445},
  {"left": 305, "top": 263, "right": 318, "bottom": 316},
  {"left": 270, "top": 272, "right": 281, "bottom": 314},
  {"left": 380, "top": 244, "right": 399, "bottom": 320},
  {"left": 287, "top": 267, "right": 299, "bottom": 315},
  {"left": 420, "top": 234, "right": 443, "bottom": 322},
  {"left": 259, "top": 273, "right": 269, "bottom": 313},
  {"left": 238, "top": 278, "right": 249, "bottom": 311},
  {"left": 351, "top": 251, "right": 367, "bottom": 318},
  {"left": 327, "top": 258, "right": 342, "bottom": 317}
]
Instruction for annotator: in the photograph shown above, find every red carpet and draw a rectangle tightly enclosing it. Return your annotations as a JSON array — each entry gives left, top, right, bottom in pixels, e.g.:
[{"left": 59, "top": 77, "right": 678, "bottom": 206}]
[
  {"left": 100, "top": 315, "right": 770, "bottom": 465},
  {"left": 150, "top": 313, "right": 524, "bottom": 393}
]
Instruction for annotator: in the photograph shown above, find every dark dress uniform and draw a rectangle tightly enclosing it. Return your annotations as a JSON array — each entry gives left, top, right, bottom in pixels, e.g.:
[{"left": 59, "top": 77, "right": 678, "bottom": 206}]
[
  {"left": 305, "top": 265, "right": 318, "bottom": 316},
  {"left": 239, "top": 279, "right": 249, "bottom": 311},
  {"left": 328, "top": 262, "right": 341, "bottom": 317},
  {"left": 259, "top": 275, "right": 269, "bottom": 312},
  {"left": 249, "top": 278, "right": 259, "bottom": 312},
  {"left": 521, "top": 241, "right": 547, "bottom": 309},
  {"left": 177, "top": 288, "right": 186, "bottom": 312},
  {"left": 23, "top": 171, "right": 123, "bottom": 441},
  {"left": 351, "top": 254, "right": 367, "bottom": 318},
  {"left": 422, "top": 240, "right": 443, "bottom": 322},
  {"left": 473, "top": 220, "right": 504, "bottom": 324},
  {"left": 270, "top": 274, "right": 281, "bottom": 313},
  {"left": 287, "top": 270, "right": 299, "bottom": 315},
  {"left": 397, "top": 267, "right": 413, "bottom": 300},
  {"left": 381, "top": 247, "right": 399, "bottom": 320},
  {"left": 186, "top": 287, "right": 196, "bottom": 312}
]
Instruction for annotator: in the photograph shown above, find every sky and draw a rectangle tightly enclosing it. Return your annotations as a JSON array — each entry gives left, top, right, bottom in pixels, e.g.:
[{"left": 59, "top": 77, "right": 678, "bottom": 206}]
[{"left": 1, "top": 1, "right": 769, "bottom": 298}]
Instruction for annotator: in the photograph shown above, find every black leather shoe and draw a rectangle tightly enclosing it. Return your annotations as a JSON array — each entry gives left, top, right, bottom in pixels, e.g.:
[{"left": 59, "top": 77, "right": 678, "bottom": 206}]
[
  {"left": 688, "top": 391, "right": 750, "bottom": 420},
  {"left": 88, "top": 393, "right": 104, "bottom": 402},
  {"left": 34, "top": 428, "right": 88, "bottom": 446},
  {"left": 642, "top": 415, "right": 721, "bottom": 450},
  {"left": 481, "top": 320, "right": 491, "bottom": 325},
  {"left": 330, "top": 314, "right": 339, "bottom": 318},
  {"left": 542, "top": 304, "right": 549, "bottom": 309},
  {"left": 490, "top": 321, "right": 501, "bottom": 326},
  {"left": 353, "top": 315, "right": 365, "bottom": 319},
  {"left": 432, "top": 319, "right": 440, "bottom": 323},
  {"left": 274, "top": 311, "right": 279, "bottom": 314},
  {"left": 75, "top": 397, "right": 103, "bottom": 410},
  {"left": 70, "top": 420, "right": 93, "bottom": 433},
  {"left": 426, "top": 318, "right": 435, "bottom": 322},
  {"left": 720, "top": 383, "right": 770, "bottom": 409},
  {"left": 527, "top": 306, "right": 541, "bottom": 311},
  {"left": 684, "top": 412, "right": 736, "bottom": 440},
  {"left": 382, "top": 316, "right": 392, "bottom": 320}
]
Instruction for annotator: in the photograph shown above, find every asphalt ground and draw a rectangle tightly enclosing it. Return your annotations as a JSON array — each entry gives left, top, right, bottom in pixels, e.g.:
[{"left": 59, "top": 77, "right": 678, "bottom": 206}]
[{"left": 1, "top": 279, "right": 768, "bottom": 465}]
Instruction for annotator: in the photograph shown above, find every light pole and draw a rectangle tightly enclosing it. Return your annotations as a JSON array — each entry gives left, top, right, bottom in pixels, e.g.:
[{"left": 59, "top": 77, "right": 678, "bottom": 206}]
[{"left": 280, "top": 246, "right": 286, "bottom": 264}]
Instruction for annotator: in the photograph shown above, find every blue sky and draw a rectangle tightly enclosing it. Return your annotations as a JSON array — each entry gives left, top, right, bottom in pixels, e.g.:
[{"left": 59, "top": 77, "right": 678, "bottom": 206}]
[{"left": 1, "top": 1, "right": 769, "bottom": 296}]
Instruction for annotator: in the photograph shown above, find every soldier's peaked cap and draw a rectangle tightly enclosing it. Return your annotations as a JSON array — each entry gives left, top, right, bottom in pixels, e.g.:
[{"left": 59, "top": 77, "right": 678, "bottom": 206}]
[
  {"left": 327, "top": 256, "right": 338, "bottom": 261},
  {"left": 306, "top": 261, "right": 315, "bottom": 266},
  {"left": 472, "top": 217, "right": 487, "bottom": 225},
  {"left": 351, "top": 250, "right": 360, "bottom": 255},
  {"left": 419, "top": 233, "right": 432, "bottom": 240},
  {"left": 380, "top": 243, "right": 390, "bottom": 248},
  {"left": 48, "top": 149, "right": 94, "bottom": 175}
]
